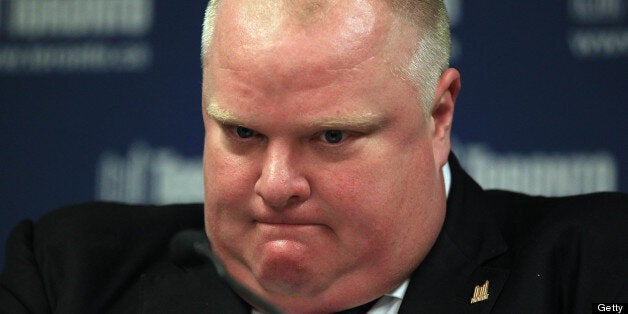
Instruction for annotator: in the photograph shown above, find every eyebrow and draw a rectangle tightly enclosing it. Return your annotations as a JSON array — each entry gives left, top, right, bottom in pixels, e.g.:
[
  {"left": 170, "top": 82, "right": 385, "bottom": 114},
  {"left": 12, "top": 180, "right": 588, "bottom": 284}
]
[
  {"left": 206, "top": 101, "right": 387, "bottom": 131},
  {"left": 309, "top": 113, "right": 387, "bottom": 131},
  {"left": 206, "top": 101, "right": 240, "bottom": 125}
]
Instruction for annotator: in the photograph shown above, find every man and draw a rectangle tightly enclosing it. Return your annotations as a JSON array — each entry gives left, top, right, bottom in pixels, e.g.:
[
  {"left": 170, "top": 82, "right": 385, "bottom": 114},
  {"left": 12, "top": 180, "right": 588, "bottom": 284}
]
[
  {"left": 201, "top": 0, "right": 458, "bottom": 312},
  {"left": 1, "top": 1, "right": 626, "bottom": 313}
]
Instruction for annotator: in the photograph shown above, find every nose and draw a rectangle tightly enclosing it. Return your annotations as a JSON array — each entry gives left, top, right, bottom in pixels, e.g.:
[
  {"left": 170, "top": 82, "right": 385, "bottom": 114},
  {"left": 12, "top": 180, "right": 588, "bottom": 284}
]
[{"left": 254, "top": 142, "right": 311, "bottom": 209}]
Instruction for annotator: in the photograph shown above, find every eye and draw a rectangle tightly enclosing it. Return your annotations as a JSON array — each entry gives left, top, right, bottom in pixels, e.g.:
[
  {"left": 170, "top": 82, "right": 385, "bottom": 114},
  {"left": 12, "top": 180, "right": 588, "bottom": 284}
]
[
  {"left": 321, "top": 130, "right": 345, "bottom": 144},
  {"left": 235, "top": 126, "right": 256, "bottom": 138}
]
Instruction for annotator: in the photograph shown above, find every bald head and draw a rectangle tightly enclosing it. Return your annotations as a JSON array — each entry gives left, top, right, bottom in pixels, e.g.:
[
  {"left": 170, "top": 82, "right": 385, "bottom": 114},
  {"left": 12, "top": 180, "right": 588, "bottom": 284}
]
[{"left": 201, "top": 0, "right": 451, "bottom": 112}]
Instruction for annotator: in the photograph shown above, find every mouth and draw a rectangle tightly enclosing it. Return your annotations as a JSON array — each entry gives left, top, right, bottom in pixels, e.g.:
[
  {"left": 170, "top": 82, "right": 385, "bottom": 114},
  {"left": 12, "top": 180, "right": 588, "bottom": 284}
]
[
  {"left": 255, "top": 221, "right": 322, "bottom": 228},
  {"left": 254, "top": 220, "right": 328, "bottom": 237},
  {"left": 252, "top": 213, "right": 324, "bottom": 226},
  {"left": 256, "top": 220, "right": 314, "bottom": 225}
]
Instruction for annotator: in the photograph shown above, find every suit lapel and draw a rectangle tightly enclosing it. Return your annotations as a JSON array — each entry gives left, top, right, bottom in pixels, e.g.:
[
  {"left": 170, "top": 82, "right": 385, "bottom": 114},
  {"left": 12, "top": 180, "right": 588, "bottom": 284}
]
[
  {"left": 399, "top": 154, "right": 510, "bottom": 314},
  {"left": 397, "top": 232, "right": 477, "bottom": 313}
]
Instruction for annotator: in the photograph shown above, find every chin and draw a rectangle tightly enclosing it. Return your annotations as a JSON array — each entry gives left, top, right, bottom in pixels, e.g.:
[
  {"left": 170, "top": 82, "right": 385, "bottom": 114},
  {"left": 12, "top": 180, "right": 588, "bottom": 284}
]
[{"left": 252, "top": 249, "right": 323, "bottom": 296}]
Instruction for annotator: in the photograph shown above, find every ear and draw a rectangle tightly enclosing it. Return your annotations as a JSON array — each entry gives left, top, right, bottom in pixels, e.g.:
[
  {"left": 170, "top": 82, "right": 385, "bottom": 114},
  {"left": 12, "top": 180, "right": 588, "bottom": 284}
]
[{"left": 430, "top": 68, "right": 461, "bottom": 168}]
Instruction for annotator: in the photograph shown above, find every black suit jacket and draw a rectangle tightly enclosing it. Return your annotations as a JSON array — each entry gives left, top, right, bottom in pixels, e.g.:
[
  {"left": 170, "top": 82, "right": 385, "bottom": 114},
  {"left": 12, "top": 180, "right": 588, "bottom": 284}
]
[{"left": 1, "top": 155, "right": 626, "bottom": 313}]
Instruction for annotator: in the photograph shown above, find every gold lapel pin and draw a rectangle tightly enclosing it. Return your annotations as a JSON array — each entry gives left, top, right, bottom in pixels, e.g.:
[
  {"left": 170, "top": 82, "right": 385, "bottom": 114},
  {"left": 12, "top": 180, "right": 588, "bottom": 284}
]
[{"left": 470, "top": 280, "right": 490, "bottom": 304}]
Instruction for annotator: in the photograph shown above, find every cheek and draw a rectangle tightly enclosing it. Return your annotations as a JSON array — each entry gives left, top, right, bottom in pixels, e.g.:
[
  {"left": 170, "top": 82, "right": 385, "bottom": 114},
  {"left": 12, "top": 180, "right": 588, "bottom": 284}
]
[
  {"left": 203, "top": 130, "right": 257, "bottom": 201},
  {"left": 203, "top": 136, "right": 259, "bottom": 241},
  {"left": 323, "top": 141, "right": 434, "bottom": 209},
  {"left": 317, "top": 137, "right": 438, "bottom": 244},
  {"left": 205, "top": 152, "right": 252, "bottom": 200}
]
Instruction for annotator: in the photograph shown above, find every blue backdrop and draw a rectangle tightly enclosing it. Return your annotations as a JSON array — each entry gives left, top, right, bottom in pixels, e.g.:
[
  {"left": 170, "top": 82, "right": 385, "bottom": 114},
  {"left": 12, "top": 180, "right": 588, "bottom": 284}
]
[{"left": 1, "top": 0, "right": 626, "bottom": 268}]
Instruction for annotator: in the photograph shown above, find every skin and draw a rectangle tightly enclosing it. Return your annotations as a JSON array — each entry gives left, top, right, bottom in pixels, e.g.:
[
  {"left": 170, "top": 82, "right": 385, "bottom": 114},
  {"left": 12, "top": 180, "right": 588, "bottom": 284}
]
[{"left": 201, "top": 0, "right": 461, "bottom": 312}]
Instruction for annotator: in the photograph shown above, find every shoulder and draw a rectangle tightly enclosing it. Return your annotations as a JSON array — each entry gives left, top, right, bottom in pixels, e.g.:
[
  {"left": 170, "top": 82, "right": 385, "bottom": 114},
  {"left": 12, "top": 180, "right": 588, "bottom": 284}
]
[
  {"left": 34, "top": 201, "right": 204, "bottom": 243},
  {"left": 483, "top": 191, "right": 627, "bottom": 237},
  {"left": 448, "top": 154, "right": 626, "bottom": 246},
  {"left": 37, "top": 201, "right": 204, "bottom": 226},
  {"left": 485, "top": 191, "right": 626, "bottom": 282},
  {"left": 31, "top": 201, "right": 204, "bottom": 256},
  {"left": 2, "top": 202, "right": 205, "bottom": 312},
  {"left": 30, "top": 201, "right": 205, "bottom": 268},
  {"left": 480, "top": 192, "right": 627, "bottom": 308},
  {"left": 484, "top": 190, "right": 626, "bottom": 213},
  {"left": 482, "top": 191, "right": 627, "bottom": 250},
  {"left": 28, "top": 202, "right": 203, "bottom": 253}
]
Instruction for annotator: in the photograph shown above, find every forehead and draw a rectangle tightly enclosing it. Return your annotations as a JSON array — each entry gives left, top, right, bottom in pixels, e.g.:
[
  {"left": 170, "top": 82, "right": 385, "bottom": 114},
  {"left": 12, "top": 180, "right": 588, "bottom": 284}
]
[
  {"left": 208, "top": 0, "right": 410, "bottom": 81},
  {"left": 202, "top": 0, "right": 424, "bottom": 123}
]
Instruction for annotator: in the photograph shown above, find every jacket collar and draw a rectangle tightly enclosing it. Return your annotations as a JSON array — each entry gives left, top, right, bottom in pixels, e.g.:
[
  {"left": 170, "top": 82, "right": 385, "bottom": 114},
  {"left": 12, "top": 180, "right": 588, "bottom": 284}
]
[{"left": 399, "top": 153, "right": 510, "bottom": 314}]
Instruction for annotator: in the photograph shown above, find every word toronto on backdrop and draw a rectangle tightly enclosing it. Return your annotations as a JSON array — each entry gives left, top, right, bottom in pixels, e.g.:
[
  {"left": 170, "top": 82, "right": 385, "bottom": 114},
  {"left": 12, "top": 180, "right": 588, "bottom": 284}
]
[{"left": 0, "top": 0, "right": 626, "bottom": 271}]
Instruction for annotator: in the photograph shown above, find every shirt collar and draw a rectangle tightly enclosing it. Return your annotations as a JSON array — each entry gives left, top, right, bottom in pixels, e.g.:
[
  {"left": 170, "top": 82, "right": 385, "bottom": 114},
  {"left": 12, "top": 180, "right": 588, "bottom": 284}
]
[
  {"left": 443, "top": 162, "right": 452, "bottom": 198},
  {"left": 384, "top": 278, "right": 409, "bottom": 300}
]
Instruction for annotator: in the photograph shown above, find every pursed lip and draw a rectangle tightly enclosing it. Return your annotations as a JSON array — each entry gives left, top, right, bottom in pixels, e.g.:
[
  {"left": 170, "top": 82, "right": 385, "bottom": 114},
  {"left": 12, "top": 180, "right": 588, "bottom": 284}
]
[
  {"left": 254, "top": 218, "right": 330, "bottom": 233},
  {"left": 253, "top": 221, "right": 327, "bottom": 242},
  {"left": 254, "top": 220, "right": 324, "bottom": 228},
  {"left": 251, "top": 206, "right": 331, "bottom": 231},
  {"left": 251, "top": 209, "right": 326, "bottom": 227}
]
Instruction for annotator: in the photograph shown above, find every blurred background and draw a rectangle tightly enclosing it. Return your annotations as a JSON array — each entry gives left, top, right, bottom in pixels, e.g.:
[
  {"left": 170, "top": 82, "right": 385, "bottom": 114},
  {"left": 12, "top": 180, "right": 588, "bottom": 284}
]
[{"left": 1, "top": 0, "right": 626, "bottom": 268}]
